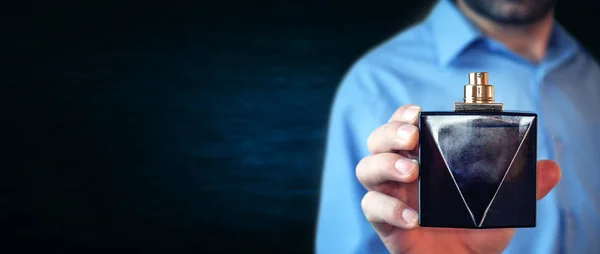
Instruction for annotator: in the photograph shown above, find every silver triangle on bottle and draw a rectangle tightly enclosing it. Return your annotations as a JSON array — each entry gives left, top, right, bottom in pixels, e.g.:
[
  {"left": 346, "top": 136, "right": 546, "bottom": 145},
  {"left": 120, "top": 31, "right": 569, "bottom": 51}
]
[{"left": 426, "top": 116, "right": 534, "bottom": 227}]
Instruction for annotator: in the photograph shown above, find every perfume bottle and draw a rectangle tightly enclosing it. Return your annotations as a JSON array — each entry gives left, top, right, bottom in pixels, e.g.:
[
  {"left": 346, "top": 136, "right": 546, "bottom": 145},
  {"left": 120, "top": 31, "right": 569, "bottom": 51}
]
[{"left": 418, "top": 72, "right": 537, "bottom": 229}]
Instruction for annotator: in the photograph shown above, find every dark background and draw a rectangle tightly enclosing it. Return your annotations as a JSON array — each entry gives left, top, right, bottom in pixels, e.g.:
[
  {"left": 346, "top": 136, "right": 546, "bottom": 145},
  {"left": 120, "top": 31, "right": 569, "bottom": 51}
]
[{"left": 4, "top": 0, "right": 599, "bottom": 253}]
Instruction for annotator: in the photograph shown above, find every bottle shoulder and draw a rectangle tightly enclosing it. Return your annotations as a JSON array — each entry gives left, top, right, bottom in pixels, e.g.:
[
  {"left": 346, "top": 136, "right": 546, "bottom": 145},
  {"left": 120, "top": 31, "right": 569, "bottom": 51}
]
[{"left": 419, "top": 111, "right": 537, "bottom": 117}]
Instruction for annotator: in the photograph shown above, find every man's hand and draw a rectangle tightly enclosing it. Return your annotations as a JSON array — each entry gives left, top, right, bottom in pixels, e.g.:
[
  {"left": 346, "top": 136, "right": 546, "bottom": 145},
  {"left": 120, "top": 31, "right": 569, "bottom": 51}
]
[{"left": 356, "top": 104, "right": 562, "bottom": 254}]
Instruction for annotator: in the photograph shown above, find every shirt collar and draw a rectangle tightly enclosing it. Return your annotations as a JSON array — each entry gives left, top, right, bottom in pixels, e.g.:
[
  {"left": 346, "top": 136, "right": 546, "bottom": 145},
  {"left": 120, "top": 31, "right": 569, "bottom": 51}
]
[
  {"left": 546, "top": 22, "right": 579, "bottom": 64},
  {"left": 427, "top": 0, "right": 580, "bottom": 67},
  {"left": 427, "top": 0, "right": 482, "bottom": 67}
]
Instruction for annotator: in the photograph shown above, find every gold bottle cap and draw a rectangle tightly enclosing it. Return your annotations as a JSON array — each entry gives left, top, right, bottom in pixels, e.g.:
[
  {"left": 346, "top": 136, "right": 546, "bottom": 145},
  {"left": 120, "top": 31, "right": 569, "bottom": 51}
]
[
  {"left": 454, "top": 72, "right": 503, "bottom": 112},
  {"left": 464, "top": 72, "right": 494, "bottom": 103}
]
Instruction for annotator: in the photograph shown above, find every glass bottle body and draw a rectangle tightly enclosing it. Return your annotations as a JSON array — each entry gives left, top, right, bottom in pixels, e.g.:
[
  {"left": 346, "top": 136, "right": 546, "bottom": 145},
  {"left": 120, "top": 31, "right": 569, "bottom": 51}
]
[{"left": 418, "top": 111, "right": 537, "bottom": 229}]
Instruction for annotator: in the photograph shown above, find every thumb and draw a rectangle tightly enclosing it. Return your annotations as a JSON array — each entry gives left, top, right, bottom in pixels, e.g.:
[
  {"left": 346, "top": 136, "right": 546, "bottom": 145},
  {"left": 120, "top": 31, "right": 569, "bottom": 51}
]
[{"left": 536, "top": 160, "right": 562, "bottom": 200}]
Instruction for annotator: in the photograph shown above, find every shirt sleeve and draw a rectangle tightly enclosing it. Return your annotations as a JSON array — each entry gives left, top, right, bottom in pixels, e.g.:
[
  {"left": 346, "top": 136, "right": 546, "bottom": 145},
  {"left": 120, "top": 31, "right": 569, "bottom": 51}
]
[{"left": 315, "top": 61, "right": 395, "bottom": 254}]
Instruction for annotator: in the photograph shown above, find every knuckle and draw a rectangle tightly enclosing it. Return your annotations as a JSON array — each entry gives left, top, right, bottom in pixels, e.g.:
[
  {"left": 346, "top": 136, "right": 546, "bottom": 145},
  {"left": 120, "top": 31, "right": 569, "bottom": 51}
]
[
  {"left": 396, "top": 125, "right": 419, "bottom": 146},
  {"left": 366, "top": 131, "right": 377, "bottom": 153},
  {"left": 359, "top": 153, "right": 407, "bottom": 187},
  {"left": 388, "top": 199, "right": 406, "bottom": 223},
  {"left": 402, "top": 124, "right": 419, "bottom": 135},
  {"left": 362, "top": 154, "right": 393, "bottom": 185},
  {"left": 361, "top": 192, "right": 375, "bottom": 220},
  {"left": 374, "top": 154, "right": 394, "bottom": 183},
  {"left": 383, "top": 122, "right": 400, "bottom": 140},
  {"left": 367, "top": 122, "right": 399, "bottom": 153},
  {"left": 355, "top": 157, "right": 368, "bottom": 181}
]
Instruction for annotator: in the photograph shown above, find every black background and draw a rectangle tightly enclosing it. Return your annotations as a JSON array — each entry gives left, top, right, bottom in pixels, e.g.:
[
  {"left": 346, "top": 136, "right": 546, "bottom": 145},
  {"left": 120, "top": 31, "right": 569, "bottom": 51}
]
[{"left": 4, "top": 0, "right": 599, "bottom": 253}]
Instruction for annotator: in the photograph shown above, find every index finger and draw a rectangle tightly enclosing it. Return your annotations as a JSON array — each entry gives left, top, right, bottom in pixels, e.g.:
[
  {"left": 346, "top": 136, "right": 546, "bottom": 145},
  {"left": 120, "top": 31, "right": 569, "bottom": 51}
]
[{"left": 388, "top": 104, "right": 422, "bottom": 125}]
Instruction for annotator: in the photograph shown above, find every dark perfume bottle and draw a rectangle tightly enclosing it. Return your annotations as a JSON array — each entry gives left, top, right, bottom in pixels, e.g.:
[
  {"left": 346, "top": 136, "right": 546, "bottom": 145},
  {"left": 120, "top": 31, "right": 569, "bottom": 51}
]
[{"left": 418, "top": 72, "right": 537, "bottom": 229}]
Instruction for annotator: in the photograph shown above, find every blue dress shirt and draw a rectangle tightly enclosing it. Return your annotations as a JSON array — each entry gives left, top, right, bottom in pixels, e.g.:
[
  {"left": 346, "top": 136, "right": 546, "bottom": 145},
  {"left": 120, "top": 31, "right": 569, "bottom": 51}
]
[{"left": 315, "top": 0, "right": 600, "bottom": 253}]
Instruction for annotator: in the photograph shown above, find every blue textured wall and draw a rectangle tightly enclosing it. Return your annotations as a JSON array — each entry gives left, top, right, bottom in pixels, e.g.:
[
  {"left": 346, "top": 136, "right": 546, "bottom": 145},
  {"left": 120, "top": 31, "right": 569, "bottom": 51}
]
[
  {"left": 5, "top": 2, "right": 433, "bottom": 253},
  {"left": 5, "top": 0, "right": 598, "bottom": 253}
]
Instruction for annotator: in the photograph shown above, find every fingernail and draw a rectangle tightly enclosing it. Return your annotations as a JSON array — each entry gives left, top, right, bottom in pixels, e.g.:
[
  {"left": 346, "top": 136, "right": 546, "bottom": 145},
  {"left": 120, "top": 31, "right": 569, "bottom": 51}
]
[
  {"left": 402, "top": 106, "right": 421, "bottom": 122},
  {"left": 395, "top": 159, "right": 416, "bottom": 175},
  {"left": 396, "top": 125, "right": 416, "bottom": 140},
  {"left": 402, "top": 208, "right": 419, "bottom": 225}
]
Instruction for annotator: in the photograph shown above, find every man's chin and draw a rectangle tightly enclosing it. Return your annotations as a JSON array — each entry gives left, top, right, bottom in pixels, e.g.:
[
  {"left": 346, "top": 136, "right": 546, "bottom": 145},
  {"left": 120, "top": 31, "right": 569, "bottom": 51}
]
[{"left": 462, "top": 0, "right": 556, "bottom": 26}]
